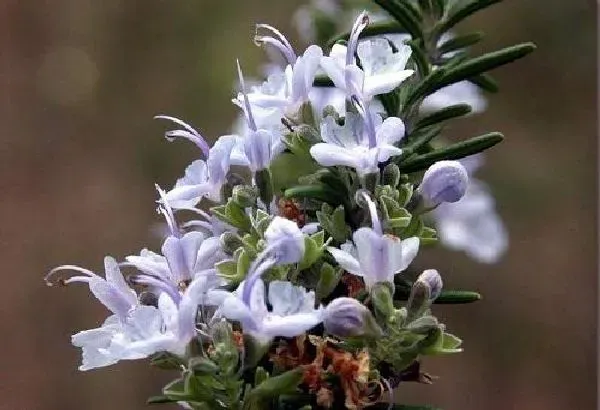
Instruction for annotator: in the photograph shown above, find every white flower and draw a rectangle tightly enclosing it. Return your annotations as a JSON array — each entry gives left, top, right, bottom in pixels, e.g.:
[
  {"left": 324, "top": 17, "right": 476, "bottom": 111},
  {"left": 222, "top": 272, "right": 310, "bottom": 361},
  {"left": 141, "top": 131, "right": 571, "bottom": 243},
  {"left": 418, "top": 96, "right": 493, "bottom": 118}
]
[
  {"left": 71, "top": 275, "right": 221, "bottom": 370},
  {"left": 327, "top": 192, "right": 419, "bottom": 288},
  {"left": 163, "top": 135, "right": 237, "bottom": 207},
  {"left": 230, "top": 61, "right": 285, "bottom": 173},
  {"left": 46, "top": 256, "right": 137, "bottom": 319},
  {"left": 127, "top": 186, "right": 226, "bottom": 287},
  {"left": 46, "top": 256, "right": 217, "bottom": 370},
  {"left": 248, "top": 24, "right": 323, "bottom": 112},
  {"left": 320, "top": 12, "right": 414, "bottom": 102},
  {"left": 217, "top": 279, "right": 323, "bottom": 344},
  {"left": 309, "top": 107, "right": 405, "bottom": 176}
]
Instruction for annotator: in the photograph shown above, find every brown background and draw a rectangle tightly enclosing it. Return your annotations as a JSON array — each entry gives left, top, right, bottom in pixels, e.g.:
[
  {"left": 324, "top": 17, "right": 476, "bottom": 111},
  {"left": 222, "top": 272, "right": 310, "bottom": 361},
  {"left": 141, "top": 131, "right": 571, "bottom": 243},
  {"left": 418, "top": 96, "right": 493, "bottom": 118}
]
[{"left": 0, "top": 1, "right": 596, "bottom": 409}]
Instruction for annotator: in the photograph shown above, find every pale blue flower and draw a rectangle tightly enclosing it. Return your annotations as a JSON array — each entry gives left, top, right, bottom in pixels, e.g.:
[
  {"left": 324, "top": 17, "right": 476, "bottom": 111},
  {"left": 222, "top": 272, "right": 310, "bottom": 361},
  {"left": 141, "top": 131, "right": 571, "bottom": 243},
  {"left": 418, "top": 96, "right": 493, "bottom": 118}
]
[
  {"left": 163, "top": 135, "right": 237, "bottom": 207},
  {"left": 320, "top": 12, "right": 414, "bottom": 102},
  {"left": 68, "top": 273, "right": 221, "bottom": 370},
  {"left": 419, "top": 160, "right": 469, "bottom": 205},
  {"left": 327, "top": 192, "right": 419, "bottom": 288},
  {"left": 249, "top": 24, "right": 323, "bottom": 111},
  {"left": 46, "top": 256, "right": 137, "bottom": 320},
  {"left": 217, "top": 278, "right": 322, "bottom": 344},
  {"left": 309, "top": 101, "right": 405, "bottom": 176},
  {"left": 239, "top": 216, "right": 306, "bottom": 309},
  {"left": 126, "top": 187, "right": 226, "bottom": 292},
  {"left": 155, "top": 115, "right": 211, "bottom": 157},
  {"left": 230, "top": 61, "right": 285, "bottom": 173}
]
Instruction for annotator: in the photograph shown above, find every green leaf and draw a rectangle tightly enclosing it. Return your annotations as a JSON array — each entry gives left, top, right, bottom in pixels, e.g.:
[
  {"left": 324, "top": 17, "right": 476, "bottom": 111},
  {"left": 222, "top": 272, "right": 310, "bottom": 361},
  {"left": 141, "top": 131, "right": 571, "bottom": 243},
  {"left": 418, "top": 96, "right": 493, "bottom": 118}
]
[
  {"left": 397, "top": 132, "right": 503, "bottom": 173},
  {"left": 431, "top": 43, "right": 536, "bottom": 95},
  {"left": 468, "top": 73, "right": 499, "bottom": 93},
  {"left": 406, "top": 43, "right": 534, "bottom": 106},
  {"left": 434, "top": 290, "right": 482, "bottom": 304},
  {"left": 379, "top": 89, "right": 401, "bottom": 117},
  {"left": 255, "top": 168, "right": 273, "bottom": 207},
  {"left": 419, "top": 226, "right": 438, "bottom": 245},
  {"left": 149, "top": 352, "right": 185, "bottom": 370},
  {"left": 403, "top": 67, "right": 446, "bottom": 109},
  {"left": 299, "top": 234, "right": 323, "bottom": 270},
  {"left": 402, "top": 125, "right": 442, "bottom": 158},
  {"left": 373, "top": 0, "right": 423, "bottom": 39},
  {"left": 236, "top": 249, "right": 252, "bottom": 280},
  {"left": 407, "top": 40, "right": 431, "bottom": 76},
  {"left": 284, "top": 184, "right": 343, "bottom": 205},
  {"left": 216, "top": 260, "right": 237, "bottom": 279},
  {"left": 147, "top": 395, "right": 179, "bottom": 404},
  {"left": 437, "top": 31, "right": 484, "bottom": 55},
  {"left": 380, "top": 195, "right": 412, "bottom": 229},
  {"left": 397, "top": 183, "right": 414, "bottom": 207},
  {"left": 247, "top": 368, "right": 304, "bottom": 400},
  {"left": 254, "top": 366, "right": 269, "bottom": 387},
  {"left": 414, "top": 104, "right": 472, "bottom": 129},
  {"left": 371, "top": 282, "right": 395, "bottom": 320},
  {"left": 436, "top": 0, "right": 502, "bottom": 34},
  {"left": 270, "top": 152, "right": 320, "bottom": 194},
  {"left": 188, "top": 357, "right": 220, "bottom": 375},
  {"left": 442, "top": 332, "right": 463, "bottom": 350},
  {"left": 422, "top": 328, "right": 463, "bottom": 355},
  {"left": 161, "top": 378, "right": 190, "bottom": 401},
  {"left": 316, "top": 262, "right": 342, "bottom": 301},
  {"left": 402, "top": 214, "right": 424, "bottom": 238},
  {"left": 418, "top": 0, "right": 444, "bottom": 17}
]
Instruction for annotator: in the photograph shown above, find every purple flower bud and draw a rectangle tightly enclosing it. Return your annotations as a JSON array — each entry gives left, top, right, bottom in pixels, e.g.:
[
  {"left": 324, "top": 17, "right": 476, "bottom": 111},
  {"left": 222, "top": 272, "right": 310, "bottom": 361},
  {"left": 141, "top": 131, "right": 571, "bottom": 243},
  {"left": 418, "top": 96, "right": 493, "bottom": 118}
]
[
  {"left": 323, "top": 297, "right": 381, "bottom": 337},
  {"left": 419, "top": 160, "right": 469, "bottom": 205},
  {"left": 416, "top": 269, "right": 443, "bottom": 300}
]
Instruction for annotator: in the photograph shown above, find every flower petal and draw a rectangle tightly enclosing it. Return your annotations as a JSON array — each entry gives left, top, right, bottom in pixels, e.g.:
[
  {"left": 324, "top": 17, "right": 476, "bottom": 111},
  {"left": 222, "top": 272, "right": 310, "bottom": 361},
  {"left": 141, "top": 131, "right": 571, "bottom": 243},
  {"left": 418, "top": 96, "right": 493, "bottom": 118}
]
[
  {"left": 327, "top": 246, "right": 362, "bottom": 276},
  {"left": 310, "top": 144, "right": 358, "bottom": 168},
  {"left": 261, "top": 311, "right": 323, "bottom": 338}
]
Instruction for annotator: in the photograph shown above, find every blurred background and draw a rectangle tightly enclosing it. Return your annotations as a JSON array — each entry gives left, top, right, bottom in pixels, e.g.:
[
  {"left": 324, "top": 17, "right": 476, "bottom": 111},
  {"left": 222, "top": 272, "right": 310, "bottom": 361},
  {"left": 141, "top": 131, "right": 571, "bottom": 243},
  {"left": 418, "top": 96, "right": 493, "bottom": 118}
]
[{"left": 0, "top": 0, "right": 596, "bottom": 409}]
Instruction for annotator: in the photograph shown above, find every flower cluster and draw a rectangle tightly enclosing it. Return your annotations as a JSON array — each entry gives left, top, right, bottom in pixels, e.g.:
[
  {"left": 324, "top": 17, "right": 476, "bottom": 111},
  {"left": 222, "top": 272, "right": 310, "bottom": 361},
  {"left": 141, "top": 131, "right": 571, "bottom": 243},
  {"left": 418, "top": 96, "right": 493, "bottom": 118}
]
[{"left": 47, "top": 2, "right": 533, "bottom": 409}]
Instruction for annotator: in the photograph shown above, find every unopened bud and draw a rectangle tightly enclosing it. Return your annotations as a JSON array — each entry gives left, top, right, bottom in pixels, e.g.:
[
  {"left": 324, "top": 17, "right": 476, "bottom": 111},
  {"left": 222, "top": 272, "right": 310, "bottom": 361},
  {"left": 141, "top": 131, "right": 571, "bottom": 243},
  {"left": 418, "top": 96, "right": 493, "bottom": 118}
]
[
  {"left": 418, "top": 160, "right": 468, "bottom": 205},
  {"left": 323, "top": 297, "right": 382, "bottom": 337},
  {"left": 382, "top": 163, "right": 401, "bottom": 187},
  {"left": 416, "top": 269, "right": 443, "bottom": 300}
]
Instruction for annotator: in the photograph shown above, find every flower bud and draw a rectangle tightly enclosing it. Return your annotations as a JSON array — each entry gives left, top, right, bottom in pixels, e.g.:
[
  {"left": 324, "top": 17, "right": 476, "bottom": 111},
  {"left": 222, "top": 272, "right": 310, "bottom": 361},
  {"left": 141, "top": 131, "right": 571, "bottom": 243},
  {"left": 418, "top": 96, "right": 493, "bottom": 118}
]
[
  {"left": 323, "top": 297, "right": 381, "bottom": 337},
  {"left": 264, "top": 216, "right": 305, "bottom": 264},
  {"left": 419, "top": 160, "right": 468, "bottom": 205},
  {"left": 416, "top": 269, "right": 443, "bottom": 300},
  {"left": 382, "top": 163, "right": 401, "bottom": 187}
]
